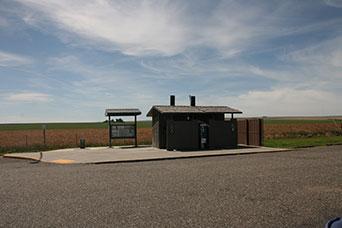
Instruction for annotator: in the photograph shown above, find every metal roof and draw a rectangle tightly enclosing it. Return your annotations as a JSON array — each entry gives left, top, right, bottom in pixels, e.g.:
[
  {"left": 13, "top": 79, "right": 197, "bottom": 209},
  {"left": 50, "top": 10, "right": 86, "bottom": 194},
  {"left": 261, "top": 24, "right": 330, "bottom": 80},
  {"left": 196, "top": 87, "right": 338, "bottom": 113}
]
[
  {"left": 105, "top": 108, "right": 141, "bottom": 116},
  {"left": 146, "top": 105, "right": 242, "bottom": 116}
]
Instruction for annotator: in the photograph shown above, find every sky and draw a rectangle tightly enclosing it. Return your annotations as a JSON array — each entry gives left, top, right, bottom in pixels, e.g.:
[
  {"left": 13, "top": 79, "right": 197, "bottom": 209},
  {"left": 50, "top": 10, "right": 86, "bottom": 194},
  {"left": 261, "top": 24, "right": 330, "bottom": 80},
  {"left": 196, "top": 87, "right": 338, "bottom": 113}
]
[{"left": 0, "top": 0, "right": 341, "bottom": 123}]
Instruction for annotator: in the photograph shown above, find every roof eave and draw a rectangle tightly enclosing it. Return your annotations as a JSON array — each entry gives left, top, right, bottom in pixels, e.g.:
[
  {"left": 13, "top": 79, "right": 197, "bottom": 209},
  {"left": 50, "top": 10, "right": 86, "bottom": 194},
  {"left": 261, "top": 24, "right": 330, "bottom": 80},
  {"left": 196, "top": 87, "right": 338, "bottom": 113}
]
[
  {"left": 146, "top": 107, "right": 155, "bottom": 117},
  {"left": 146, "top": 105, "right": 243, "bottom": 117}
]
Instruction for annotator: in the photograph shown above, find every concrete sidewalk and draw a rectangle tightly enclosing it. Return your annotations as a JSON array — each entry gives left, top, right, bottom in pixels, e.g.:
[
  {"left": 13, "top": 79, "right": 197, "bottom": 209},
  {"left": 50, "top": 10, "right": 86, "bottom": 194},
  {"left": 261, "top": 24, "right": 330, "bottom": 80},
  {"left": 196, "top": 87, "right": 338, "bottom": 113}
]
[{"left": 3, "top": 145, "right": 291, "bottom": 164}]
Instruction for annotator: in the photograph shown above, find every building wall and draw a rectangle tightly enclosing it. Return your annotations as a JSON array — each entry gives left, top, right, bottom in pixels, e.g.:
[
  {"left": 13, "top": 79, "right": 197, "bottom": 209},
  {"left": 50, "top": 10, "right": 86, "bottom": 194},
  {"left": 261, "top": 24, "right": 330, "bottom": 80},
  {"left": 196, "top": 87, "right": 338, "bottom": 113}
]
[
  {"left": 152, "top": 112, "right": 238, "bottom": 150},
  {"left": 159, "top": 114, "right": 167, "bottom": 149},
  {"left": 151, "top": 112, "right": 167, "bottom": 149},
  {"left": 166, "top": 120, "right": 199, "bottom": 151},
  {"left": 151, "top": 111, "right": 158, "bottom": 147},
  {"left": 152, "top": 120, "right": 159, "bottom": 148}
]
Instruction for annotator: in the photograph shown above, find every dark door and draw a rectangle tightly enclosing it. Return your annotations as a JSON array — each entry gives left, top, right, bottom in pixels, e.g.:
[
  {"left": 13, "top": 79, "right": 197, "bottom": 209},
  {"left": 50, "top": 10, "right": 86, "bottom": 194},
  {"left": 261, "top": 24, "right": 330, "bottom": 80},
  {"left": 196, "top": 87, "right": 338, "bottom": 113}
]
[
  {"left": 199, "top": 123, "right": 209, "bottom": 150},
  {"left": 166, "top": 120, "right": 199, "bottom": 151}
]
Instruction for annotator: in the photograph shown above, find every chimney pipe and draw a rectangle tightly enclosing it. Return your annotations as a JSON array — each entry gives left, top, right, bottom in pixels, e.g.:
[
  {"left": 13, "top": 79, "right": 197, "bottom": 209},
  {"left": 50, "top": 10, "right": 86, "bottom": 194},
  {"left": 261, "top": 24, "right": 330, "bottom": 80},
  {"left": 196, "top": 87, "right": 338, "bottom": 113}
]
[
  {"left": 189, "top": 95, "right": 196, "bottom": 106},
  {"left": 170, "top": 95, "right": 175, "bottom": 106}
]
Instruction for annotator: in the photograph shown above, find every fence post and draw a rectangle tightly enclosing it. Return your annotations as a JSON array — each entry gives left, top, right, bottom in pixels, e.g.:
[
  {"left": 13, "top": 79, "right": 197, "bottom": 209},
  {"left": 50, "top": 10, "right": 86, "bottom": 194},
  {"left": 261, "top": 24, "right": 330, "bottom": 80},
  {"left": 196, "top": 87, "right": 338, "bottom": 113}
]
[
  {"left": 259, "top": 118, "right": 264, "bottom": 146},
  {"left": 25, "top": 135, "right": 28, "bottom": 147},
  {"left": 42, "top": 125, "right": 46, "bottom": 147}
]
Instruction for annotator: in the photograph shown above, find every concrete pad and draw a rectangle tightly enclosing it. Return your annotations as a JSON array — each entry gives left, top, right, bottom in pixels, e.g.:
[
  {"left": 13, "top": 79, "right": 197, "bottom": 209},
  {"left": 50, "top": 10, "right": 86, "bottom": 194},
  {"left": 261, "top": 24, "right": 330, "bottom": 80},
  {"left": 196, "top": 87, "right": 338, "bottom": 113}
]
[{"left": 3, "top": 145, "right": 291, "bottom": 164}]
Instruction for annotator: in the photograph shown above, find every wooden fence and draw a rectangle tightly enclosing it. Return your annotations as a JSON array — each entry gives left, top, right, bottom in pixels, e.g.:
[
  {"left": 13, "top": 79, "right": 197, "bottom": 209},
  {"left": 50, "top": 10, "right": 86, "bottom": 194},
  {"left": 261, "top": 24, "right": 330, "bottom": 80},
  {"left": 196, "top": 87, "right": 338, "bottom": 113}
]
[{"left": 237, "top": 118, "right": 264, "bottom": 146}]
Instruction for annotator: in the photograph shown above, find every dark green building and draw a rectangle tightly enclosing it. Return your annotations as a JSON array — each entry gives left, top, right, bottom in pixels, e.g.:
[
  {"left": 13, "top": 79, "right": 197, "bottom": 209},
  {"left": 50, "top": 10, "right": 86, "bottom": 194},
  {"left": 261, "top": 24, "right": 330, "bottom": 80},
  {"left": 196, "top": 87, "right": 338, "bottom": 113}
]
[{"left": 147, "top": 96, "right": 242, "bottom": 151}]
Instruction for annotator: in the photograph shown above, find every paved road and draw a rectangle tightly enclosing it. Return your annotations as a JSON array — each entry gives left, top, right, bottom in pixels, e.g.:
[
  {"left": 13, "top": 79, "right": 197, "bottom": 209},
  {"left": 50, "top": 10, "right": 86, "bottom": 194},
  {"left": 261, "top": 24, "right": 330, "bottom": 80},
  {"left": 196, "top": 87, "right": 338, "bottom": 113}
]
[{"left": 0, "top": 146, "right": 341, "bottom": 228}]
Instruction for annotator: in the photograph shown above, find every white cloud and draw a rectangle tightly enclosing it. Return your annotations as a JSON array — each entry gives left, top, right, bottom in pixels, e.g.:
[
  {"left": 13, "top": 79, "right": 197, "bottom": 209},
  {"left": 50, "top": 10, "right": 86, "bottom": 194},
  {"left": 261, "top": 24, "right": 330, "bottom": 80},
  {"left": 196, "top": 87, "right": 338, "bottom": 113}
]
[
  {"left": 331, "top": 50, "right": 342, "bottom": 68},
  {"left": 276, "top": 36, "right": 342, "bottom": 86},
  {"left": 285, "top": 37, "right": 342, "bottom": 67},
  {"left": 324, "top": 0, "right": 342, "bottom": 8},
  {"left": 5, "top": 92, "right": 51, "bottom": 102},
  {"left": 15, "top": 0, "right": 189, "bottom": 56},
  {"left": 14, "top": 0, "right": 331, "bottom": 57},
  {"left": 0, "top": 16, "right": 9, "bottom": 27},
  {"left": 47, "top": 55, "right": 91, "bottom": 74},
  {"left": 0, "top": 50, "right": 32, "bottom": 67},
  {"left": 201, "top": 88, "right": 341, "bottom": 117},
  {"left": 236, "top": 88, "right": 341, "bottom": 116}
]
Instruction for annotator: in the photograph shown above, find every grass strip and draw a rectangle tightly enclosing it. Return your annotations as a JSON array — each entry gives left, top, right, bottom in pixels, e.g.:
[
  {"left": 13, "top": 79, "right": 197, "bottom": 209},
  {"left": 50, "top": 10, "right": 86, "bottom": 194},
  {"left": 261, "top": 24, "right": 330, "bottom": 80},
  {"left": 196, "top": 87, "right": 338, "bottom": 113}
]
[
  {"left": 264, "top": 136, "right": 342, "bottom": 148},
  {"left": 264, "top": 119, "right": 342, "bottom": 125},
  {"left": 0, "top": 121, "right": 152, "bottom": 131}
]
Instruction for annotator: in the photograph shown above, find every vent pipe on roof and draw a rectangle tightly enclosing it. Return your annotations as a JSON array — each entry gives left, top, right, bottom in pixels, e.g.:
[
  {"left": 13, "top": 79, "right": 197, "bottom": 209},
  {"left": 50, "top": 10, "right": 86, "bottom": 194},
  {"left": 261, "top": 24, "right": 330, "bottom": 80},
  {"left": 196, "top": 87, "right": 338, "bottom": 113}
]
[
  {"left": 170, "top": 95, "right": 175, "bottom": 106},
  {"left": 189, "top": 95, "right": 196, "bottom": 106}
]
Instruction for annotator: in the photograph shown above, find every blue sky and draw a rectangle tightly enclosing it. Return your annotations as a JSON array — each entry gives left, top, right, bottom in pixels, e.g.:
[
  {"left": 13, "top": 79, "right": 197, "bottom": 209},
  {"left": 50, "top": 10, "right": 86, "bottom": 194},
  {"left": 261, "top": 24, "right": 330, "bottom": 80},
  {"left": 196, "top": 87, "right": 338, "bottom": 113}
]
[{"left": 0, "top": 0, "right": 341, "bottom": 122}]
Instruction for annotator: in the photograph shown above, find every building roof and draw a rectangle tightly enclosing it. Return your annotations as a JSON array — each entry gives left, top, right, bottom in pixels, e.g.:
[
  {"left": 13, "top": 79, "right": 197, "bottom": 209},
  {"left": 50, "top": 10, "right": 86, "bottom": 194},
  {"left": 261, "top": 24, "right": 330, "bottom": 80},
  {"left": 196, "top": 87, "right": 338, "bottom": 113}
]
[
  {"left": 146, "top": 105, "right": 242, "bottom": 116},
  {"left": 105, "top": 108, "right": 141, "bottom": 116}
]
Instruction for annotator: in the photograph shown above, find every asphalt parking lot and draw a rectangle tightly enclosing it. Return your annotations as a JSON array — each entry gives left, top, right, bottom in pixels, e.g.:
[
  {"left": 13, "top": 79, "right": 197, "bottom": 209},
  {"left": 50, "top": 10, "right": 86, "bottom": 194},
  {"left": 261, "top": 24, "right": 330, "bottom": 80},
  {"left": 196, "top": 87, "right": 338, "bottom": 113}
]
[{"left": 1, "top": 145, "right": 341, "bottom": 227}]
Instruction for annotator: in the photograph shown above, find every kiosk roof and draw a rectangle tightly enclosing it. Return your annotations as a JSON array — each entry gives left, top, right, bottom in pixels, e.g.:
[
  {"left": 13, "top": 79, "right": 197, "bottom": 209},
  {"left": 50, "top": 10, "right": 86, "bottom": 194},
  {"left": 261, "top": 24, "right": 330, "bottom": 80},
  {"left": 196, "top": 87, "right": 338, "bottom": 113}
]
[{"left": 105, "top": 109, "right": 141, "bottom": 116}]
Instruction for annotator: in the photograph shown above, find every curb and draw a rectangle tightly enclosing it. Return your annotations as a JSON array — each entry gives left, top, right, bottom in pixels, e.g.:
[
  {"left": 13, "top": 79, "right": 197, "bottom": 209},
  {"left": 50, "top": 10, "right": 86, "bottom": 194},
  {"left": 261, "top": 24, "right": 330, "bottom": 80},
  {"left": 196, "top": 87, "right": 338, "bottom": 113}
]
[{"left": 3, "top": 154, "right": 39, "bottom": 162}]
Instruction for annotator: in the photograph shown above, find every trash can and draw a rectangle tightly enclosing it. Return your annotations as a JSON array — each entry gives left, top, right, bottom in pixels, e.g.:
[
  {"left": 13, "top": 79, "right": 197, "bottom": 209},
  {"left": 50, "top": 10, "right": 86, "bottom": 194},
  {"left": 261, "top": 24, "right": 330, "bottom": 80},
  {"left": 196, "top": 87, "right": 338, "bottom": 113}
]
[{"left": 80, "top": 139, "right": 86, "bottom": 149}]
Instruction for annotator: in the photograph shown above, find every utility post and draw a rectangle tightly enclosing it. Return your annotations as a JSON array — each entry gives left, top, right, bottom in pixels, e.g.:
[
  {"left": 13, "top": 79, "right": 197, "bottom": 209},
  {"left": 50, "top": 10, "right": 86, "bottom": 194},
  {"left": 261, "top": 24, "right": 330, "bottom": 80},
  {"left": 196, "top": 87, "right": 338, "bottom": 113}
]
[
  {"left": 42, "top": 124, "right": 46, "bottom": 147},
  {"left": 108, "top": 115, "right": 112, "bottom": 148}
]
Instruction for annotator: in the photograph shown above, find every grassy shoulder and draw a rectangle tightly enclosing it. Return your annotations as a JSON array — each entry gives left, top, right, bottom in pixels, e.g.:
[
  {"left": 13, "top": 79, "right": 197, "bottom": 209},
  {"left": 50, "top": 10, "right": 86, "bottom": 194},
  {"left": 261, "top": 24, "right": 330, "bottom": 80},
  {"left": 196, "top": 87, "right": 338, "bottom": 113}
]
[{"left": 264, "top": 136, "right": 342, "bottom": 148}]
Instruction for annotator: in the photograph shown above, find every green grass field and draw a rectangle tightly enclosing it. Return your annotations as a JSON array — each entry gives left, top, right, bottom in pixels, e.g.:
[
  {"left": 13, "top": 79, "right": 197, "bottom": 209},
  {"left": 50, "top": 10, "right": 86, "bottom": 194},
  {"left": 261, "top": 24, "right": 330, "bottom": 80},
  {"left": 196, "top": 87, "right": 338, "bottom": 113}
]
[
  {"left": 264, "top": 118, "right": 342, "bottom": 125},
  {"left": 263, "top": 117, "right": 342, "bottom": 148},
  {"left": 0, "top": 120, "right": 152, "bottom": 131},
  {"left": 264, "top": 136, "right": 342, "bottom": 148},
  {"left": 264, "top": 119, "right": 342, "bottom": 124}
]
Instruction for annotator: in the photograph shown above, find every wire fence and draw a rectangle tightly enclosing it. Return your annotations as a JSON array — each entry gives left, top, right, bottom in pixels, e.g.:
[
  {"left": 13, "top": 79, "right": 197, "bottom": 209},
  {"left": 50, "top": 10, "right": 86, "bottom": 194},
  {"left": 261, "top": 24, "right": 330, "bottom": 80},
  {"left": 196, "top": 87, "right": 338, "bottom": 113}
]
[{"left": 1, "top": 120, "right": 342, "bottom": 153}]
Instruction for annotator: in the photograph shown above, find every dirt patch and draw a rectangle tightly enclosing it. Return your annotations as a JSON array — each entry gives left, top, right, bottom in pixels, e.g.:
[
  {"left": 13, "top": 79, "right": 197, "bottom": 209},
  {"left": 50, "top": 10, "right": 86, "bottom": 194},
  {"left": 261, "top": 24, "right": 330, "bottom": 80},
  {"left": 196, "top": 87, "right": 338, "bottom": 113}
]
[{"left": 0, "top": 128, "right": 152, "bottom": 148}]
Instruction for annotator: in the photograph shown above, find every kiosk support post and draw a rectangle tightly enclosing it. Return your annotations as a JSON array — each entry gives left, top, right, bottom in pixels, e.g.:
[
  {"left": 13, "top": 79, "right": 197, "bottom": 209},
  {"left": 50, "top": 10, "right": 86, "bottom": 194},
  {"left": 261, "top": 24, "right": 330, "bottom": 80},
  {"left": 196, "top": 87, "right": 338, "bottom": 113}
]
[{"left": 134, "top": 115, "right": 137, "bottom": 147}]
